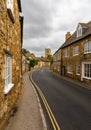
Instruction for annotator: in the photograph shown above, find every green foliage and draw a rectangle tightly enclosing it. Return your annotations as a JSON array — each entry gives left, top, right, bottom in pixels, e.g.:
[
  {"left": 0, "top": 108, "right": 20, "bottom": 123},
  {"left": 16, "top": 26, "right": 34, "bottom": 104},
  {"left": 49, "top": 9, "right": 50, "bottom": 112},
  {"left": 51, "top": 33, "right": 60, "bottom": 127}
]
[
  {"left": 22, "top": 48, "right": 27, "bottom": 54},
  {"left": 47, "top": 54, "right": 53, "bottom": 61},
  {"left": 47, "top": 54, "right": 53, "bottom": 64},
  {"left": 28, "top": 59, "right": 38, "bottom": 68}
]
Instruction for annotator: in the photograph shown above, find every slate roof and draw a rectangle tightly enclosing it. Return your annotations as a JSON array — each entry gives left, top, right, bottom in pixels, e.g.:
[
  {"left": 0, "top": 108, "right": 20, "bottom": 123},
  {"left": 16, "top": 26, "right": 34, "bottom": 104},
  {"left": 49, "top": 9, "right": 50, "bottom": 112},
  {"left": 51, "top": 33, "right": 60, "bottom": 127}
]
[
  {"left": 62, "top": 21, "right": 91, "bottom": 48},
  {"left": 53, "top": 47, "right": 61, "bottom": 55}
]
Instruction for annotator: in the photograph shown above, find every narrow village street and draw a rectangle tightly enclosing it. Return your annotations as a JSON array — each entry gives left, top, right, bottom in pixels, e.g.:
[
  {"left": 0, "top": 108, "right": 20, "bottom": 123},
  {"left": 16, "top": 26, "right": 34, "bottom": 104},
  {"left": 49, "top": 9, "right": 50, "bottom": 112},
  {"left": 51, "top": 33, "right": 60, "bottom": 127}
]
[
  {"left": 5, "top": 72, "right": 45, "bottom": 130},
  {"left": 4, "top": 68, "right": 91, "bottom": 130},
  {"left": 0, "top": 1, "right": 91, "bottom": 130}
]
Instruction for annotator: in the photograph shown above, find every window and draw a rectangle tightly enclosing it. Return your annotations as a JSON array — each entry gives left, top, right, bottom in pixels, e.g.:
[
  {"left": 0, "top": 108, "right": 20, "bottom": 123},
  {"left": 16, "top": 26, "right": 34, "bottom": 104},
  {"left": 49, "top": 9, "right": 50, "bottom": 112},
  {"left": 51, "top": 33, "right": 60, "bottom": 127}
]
[
  {"left": 53, "top": 55, "right": 56, "bottom": 61},
  {"left": 67, "top": 65, "right": 72, "bottom": 74},
  {"left": 65, "top": 48, "right": 69, "bottom": 57},
  {"left": 4, "top": 56, "right": 14, "bottom": 94},
  {"left": 84, "top": 41, "right": 91, "bottom": 54},
  {"left": 77, "top": 24, "right": 82, "bottom": 37},
  {"left": 77, "top": 28, "right": 82, "bottom": 37},
  {"left": 73, "top": 46, "right": 79, "bottom": 56},
  {"left": 58, "top": 65, "right": 60, "bottom": 72},
  {"left": 76, "top": 64, "right": 80, "bottom": 75},
  {"left": 82, "top": 62, "right": 91, "bottom": 79},
  {"left": 57, "top": 54, "right": 60, "bottom": 60}
]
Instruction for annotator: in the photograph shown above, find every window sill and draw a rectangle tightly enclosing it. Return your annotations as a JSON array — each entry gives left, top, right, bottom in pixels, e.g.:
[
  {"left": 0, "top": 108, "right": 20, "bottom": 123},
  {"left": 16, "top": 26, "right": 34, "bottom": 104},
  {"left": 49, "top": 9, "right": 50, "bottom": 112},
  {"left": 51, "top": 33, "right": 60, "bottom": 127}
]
[
  {"left": 67, "top": 72, "right": 73, "bottom": 74},
  {"left": 82, "top": 76, "right": 91, "bottom": 80},
  {"left": 84, "top": 52, "right": 91, "bottom": 54},
  {"left": 76, "top": 73, "right": 80, "bottom": 76},
  {"left": 65, "top": 56, "right": 69, "bottom": 58},
  {"left": 4, "top": 83, "right": 14, "bottom": 94},
  {"left": 73, "top": 54, "right": 79, "bottom": 56}
]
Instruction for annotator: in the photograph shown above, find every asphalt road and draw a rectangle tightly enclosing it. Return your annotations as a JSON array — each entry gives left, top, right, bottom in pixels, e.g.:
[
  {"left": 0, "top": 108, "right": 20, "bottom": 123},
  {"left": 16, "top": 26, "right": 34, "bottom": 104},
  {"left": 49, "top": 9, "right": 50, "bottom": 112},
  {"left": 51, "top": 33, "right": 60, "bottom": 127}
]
[{"left": 32, "top": 67, "right": 91, "bottom": 130}]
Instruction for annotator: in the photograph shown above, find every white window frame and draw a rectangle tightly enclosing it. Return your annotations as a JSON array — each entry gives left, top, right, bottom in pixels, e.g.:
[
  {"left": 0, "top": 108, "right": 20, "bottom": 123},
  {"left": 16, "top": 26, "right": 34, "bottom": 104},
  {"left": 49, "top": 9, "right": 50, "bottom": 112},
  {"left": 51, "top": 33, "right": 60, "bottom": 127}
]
[
  {"left": 84, "top": 41, "right": 91, "bottom": 54},
  {"left": 82, "top": 62, "right": 91, "bottom": 80},
  {"left": 4, "top": 55, "right": 14, "bottom": 94},
  {"left": 77, "top": 28, "right": 82, "bottom": 37},
  {"left": 73, "top": 46, "right": 79, "bottom": 56},
  {"left": 65, "top": 48, "right": 69, "bottom": 57},
  {"left": 76, "top": 64, "right": 80, "bottom": 75},
  {"left": 77, "top": 24, "right": 82, "bottom": 37},
  {"left": 67, "top": 65, "right": 73, "bottom": 74}
]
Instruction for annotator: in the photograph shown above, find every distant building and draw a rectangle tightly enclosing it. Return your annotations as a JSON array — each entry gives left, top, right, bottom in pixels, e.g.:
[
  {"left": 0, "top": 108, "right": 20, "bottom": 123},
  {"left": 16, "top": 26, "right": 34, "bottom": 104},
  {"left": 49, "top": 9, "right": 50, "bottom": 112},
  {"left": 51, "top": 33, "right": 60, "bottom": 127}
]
[
  {"left": 22, "top": 50, "right": 29, "bottom": 74},
  {"left": 52, "top": 48, "right": 61, "bottom": 74},
  {"left": 36, "top": 57, "right": 50, "bottom": 68},
  {"left": 45, "top": 48, "right": 51, "bottom": 58}
]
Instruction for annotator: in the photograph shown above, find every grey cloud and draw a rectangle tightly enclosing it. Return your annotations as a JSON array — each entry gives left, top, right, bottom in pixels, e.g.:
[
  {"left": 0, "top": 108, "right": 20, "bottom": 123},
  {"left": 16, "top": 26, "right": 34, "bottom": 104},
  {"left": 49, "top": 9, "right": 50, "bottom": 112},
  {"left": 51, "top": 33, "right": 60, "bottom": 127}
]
[
  {"left": 22, "top": 0, "right": 54, "bottom": 39},
  {"left": 24, "top": 23, "right": 52, "bottom": 39},
  {"left": 21, "top": 0, "right": 91, "bottom": 56}
]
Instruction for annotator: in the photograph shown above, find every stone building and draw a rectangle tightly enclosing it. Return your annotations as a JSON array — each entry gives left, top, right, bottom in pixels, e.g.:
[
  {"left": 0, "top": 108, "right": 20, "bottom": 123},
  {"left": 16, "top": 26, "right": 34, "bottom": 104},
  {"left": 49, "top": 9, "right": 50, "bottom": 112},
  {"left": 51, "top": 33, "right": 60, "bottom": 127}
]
[
  {"left": 52, "top": 21, "right": 91, "bottom": 85},
  {"left": 0, "top": 0, "right": 23, "bottom": 129},
  {"left": 52, "top": 48, "right": 61, "bottom": 74},
  {"left": 45, "top": 48, "right": 51, "bottom": 58},
  {"left": 22, "top": 48, "right": 31, "bottom": 74},
  {"left": 61, "top": 21, "right": 91, "bottom": 84},
  {"left": 36, "top": 57, "right": 50, "bottom": 68}
]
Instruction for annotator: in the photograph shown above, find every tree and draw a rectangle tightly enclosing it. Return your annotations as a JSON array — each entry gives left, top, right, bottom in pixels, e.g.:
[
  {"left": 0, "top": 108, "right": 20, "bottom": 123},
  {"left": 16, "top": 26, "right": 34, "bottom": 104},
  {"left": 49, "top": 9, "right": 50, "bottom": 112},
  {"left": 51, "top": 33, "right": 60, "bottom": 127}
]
[
  {"left": 28, "top": 59, "right": 38, "bottom": 70},
  {"left": 47, "top": 54, "right": 53, "bottom": 64}
]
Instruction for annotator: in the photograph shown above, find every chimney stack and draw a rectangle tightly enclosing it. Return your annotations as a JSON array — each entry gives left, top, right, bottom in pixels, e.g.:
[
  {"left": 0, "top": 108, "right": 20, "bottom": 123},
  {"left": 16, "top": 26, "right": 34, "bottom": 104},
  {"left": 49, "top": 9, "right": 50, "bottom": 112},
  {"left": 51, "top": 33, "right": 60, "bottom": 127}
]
[{"left": 65, "top": 32, "right": 71, "bottom": 40}]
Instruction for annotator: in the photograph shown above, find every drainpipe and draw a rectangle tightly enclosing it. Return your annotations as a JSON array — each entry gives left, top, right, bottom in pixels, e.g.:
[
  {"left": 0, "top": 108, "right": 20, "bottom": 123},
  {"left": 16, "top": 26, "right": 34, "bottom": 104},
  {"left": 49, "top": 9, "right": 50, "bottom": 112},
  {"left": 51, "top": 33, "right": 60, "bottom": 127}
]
[{"left": 81, "top": 63, "right": 83, "bottom": 81}]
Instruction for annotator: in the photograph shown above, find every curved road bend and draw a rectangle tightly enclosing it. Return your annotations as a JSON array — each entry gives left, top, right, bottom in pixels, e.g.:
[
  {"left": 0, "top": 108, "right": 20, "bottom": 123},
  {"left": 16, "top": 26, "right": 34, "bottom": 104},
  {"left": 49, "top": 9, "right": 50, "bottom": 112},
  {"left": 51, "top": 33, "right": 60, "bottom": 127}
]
[{"left": 32, "top": 67, "right": 91, "bottom": 130}]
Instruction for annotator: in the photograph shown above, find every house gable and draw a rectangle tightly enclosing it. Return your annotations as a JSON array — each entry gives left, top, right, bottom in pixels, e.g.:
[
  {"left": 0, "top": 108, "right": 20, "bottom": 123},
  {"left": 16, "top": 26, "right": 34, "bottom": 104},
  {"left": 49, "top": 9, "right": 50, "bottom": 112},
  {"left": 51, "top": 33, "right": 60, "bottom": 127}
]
[
  {"left": 62, "top": 21, "right": 91, "bottom": 48},
  {"left": 76, "top": 23, "right": 88, "bottom": 38},
  {"left": 77, "top": 24, "right": 82, "bottom": 37}
]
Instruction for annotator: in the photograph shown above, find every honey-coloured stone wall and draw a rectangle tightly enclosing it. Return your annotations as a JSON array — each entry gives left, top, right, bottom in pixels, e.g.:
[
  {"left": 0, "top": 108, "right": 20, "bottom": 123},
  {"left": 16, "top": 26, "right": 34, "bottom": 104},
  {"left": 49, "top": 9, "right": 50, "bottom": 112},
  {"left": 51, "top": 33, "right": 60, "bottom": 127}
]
[{"left": 0, "top": 0, "right": 22, "bottom": 129}]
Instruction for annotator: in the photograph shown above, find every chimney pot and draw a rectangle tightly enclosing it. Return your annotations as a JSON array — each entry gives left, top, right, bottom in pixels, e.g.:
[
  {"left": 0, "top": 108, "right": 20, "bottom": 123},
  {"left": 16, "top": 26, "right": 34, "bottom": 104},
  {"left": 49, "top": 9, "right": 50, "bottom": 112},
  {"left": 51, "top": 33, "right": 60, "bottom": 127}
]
[{"left": 66, "top": 32, "right": 71, "bottom": 40}]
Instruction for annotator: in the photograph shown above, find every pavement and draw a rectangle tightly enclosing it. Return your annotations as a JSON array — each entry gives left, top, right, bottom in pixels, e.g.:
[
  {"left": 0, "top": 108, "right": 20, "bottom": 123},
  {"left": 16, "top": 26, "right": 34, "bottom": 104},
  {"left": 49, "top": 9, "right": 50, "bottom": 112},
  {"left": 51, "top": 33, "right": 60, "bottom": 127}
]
[
  {"left": 5, "top": 72, "right": 47, "bottom": 130},
  {"left": 53, "top": 72, "right": 91, "bottom": 90}
]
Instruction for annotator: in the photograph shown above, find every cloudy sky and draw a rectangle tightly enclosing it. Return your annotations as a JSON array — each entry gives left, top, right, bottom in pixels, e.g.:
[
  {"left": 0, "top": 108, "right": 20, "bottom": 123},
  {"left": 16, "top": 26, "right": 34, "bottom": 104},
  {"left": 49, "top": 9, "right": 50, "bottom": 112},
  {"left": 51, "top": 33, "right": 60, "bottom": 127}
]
[{"left": 21, "top": 0, "right": 91, "bottom": 56}]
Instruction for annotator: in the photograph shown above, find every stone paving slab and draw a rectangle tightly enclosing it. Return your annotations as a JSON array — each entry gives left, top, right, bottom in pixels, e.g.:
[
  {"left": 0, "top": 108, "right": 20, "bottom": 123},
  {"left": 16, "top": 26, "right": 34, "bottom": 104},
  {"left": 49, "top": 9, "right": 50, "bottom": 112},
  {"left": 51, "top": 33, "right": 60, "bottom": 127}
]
[{"left": 5, "top": 72, "right": 44, "bottom": 130}]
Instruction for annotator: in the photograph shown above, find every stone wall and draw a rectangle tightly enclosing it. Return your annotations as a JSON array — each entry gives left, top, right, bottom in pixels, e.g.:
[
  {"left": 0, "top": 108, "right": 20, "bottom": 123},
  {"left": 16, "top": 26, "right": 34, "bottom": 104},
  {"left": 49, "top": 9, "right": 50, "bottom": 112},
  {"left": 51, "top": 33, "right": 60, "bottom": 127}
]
[{"left": 0, "top": 0, "right": 22, "bottom": 129}]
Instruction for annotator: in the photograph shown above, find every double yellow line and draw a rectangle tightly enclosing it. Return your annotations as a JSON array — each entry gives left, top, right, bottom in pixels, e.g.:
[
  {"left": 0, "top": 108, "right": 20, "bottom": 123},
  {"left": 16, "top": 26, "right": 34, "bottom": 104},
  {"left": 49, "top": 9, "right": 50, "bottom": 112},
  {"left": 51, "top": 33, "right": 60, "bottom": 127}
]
[{"left": 30, "top": 72, "right": 61, "bottom": 130}]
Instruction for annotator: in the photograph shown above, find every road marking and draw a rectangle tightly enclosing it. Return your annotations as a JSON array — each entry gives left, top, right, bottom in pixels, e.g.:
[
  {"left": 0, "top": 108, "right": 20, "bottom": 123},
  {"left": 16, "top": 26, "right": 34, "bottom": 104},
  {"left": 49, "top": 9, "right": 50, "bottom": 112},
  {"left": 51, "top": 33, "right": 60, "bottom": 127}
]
[
  {"left": 30, "top": 72, "right": 61, "bottom": 130},
  {"left": 41, "top": 69, "right": 43, "bottom": 72}
]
